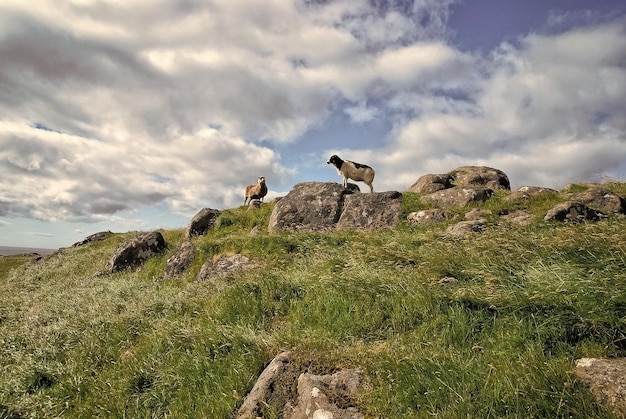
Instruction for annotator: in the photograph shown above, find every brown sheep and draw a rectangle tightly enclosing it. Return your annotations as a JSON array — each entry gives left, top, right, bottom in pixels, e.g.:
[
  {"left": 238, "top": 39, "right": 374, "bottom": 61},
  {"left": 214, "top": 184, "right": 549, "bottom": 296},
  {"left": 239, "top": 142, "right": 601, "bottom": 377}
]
[
  {"left": 244, "top": 176, "right": 268, "bottom": 205},
  {"left": 327, "top": 155, "right": 375, "bottom": 193}
]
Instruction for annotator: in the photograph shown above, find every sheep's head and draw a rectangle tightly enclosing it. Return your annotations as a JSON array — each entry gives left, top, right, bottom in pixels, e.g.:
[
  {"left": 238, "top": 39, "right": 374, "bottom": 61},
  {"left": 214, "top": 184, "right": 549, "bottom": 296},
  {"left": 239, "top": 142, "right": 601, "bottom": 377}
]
[{"left": 258, "top": 176, "right": 266, "bottom": 184}]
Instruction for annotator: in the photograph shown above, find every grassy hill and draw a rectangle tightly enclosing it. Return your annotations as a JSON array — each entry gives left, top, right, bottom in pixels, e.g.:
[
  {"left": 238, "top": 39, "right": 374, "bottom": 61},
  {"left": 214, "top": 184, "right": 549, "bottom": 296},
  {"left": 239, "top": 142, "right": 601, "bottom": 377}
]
[{"left": 1, "top": 183, "right": 625, "bottom": 418}]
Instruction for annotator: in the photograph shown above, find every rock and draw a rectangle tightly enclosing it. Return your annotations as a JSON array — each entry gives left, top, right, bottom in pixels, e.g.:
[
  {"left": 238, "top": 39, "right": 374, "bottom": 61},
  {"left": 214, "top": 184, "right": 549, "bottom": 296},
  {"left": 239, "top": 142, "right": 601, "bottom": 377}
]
[
  {"left": 506, "top": 186, "right": 557, "bottom": 202},
  {"left": 186, "top": 208, "right": 221, "bottom": 238},
  {"left": 106, "top": 231, "right": 166, "bottom": 273},
  {"left": 236, "top": 351, "right": 365, "bottom": 419},
  {"left": 247, "top": 199, "right": 262, "bottom": 210},
  {"left": 284, "top": 370, "right": 364, "bottom": 419},
  {"left": 72, "top": 231, "right": 112, "bottom": 247},
  {"left": 163, "top": 241, "right": 195, "bottom": 278},
  {"left": 445, "top": 219, "right": 486, "bottom": 236},
  {"left": 568, "top": 187, "right": 626, "bottom": 215},
  {"left": 574, "top": 358, "right": 626, "bottom": 417},
  {"left": 407, "top": 209, "right": 448, "bottom": 225},
  {"left": 268, "top": 182, "right": 352, "bottom": 233},
  {"left": 544, "top": 201, "right": 605, "bottom": 222},
  {"left": 236, "top": 351, "right": 293, "bottom": 419},
  {"left": 451, "top": 166, "right": 511, "bottom": 190},
  {"left": 465, "top": 208, "right": 492, "bottom": 220},
  {"left": 501, "top": 210, "right": 534, "bottom": 226},
  {"left": 422, "top": 187, "right": 494, "bottom": 209},
  {"left": 336, "top": 191, "right": 403, "bottom": 231},
  {"left": 408, "top": 173, "right": 453, "bottom": 194},
  {"left": 196, "top": 254, "right": 254, "bottom": 281}
]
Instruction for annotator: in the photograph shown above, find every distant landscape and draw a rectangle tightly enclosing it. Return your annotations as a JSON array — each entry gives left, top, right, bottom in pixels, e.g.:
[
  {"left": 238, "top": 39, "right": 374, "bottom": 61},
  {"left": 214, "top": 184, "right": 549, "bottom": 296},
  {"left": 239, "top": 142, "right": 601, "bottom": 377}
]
[{"left": 0, "top": 246, "right": 56, "bottom": 256}]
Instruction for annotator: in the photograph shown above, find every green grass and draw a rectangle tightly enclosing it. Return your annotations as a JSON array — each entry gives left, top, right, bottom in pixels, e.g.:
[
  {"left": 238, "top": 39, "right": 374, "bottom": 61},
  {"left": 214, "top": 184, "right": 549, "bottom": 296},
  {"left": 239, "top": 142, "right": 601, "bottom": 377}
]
[{"left": 1, "top": 189, "right": 625, "bottom": 418}]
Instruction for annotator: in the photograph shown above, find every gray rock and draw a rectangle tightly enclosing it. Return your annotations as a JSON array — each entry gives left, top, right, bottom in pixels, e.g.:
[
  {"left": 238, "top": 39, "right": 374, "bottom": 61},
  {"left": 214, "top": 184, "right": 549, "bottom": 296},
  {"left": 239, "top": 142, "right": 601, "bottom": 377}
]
[
  {"left": 186, "top": 208, "right": 221, "bottom": 238},
  {"left": 506, "top": 186, "right": 557, "bottom": 202},
  {"left": 422, "top": 187, "right": 493, "bottom": 208},
  {"left": 501, "top": 210, "right": 534, "bottom": 226},
  {"left": 336, "top": 191, "right": 403, "bottom": 231},
  {"left": 465, "top": 208, "right": 492, "bottom": 220},
  {"left": 451, "top": 166, "right": 511, "bottom": 190},
  {"left": 408, "top": 173, "right": 453, "bottom": 194},
  {"left": 445, "top": 219, "right": 487, "bottom": 236},
  {"left": 163, "top": 241, "right": 195, "bottom": 278},
  {"left": 568, "top": 187, "right": 626, "bottom": 215},
  {"left": 574, "top": 358, "right": 626, "bottom": 418},
  {"left": 72, "top": 231, "right": 112, "bottom": 247},
  {"left": 268, "top": 182, "right": 352, "bottom": 233},
  {"left": 196, "top": 254, "right": 253, "bottom": 281},
  {"left": 407, "top": 209, "right": 448, "bottom": 225},
  {"left": 544, "top": 201, "right": 605, "bottom": 222},
  {"left": 107, "top": 231, "right": 166, "bottom": 273},
  {"left": 284, "top": 370, "right": 364, "bottom": 419}
]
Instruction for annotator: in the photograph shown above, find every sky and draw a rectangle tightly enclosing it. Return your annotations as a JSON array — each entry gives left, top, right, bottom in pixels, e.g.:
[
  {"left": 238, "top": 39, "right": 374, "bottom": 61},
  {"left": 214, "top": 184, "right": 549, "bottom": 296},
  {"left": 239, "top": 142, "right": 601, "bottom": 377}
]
[{"left": 1, "top": 0, "right": 625, "bottom": 249}]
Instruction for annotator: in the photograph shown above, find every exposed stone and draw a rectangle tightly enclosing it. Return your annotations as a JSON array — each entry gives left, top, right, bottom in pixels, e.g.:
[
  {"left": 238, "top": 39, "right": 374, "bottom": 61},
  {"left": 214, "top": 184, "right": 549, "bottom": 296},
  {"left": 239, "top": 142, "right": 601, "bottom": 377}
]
[
  {"left": 544, "top": 201, "right": 605, "bottom": 222},
  {"left": 106, "top": 231, "right": 166, "bottom": 273},
  {"left": 445, "top": 219, "right": 487, "bottom": 236},
  {"left": 407, "top": 209, "right": 448, "bottom": 225},
  {"left": 268, "top": 182, "right": 353, "bottom": 233},
  {"left": 408, "top": 173, "right": 454, "bottom": 194},
  {"left": 574, "top": 358, "right": 626, "bottom": 418},
  {"left": 247, "top": 199, "right": 262, "bottom": 210},
  {"left": 506, "top": 186, "right": 557, "bottom": 202},
  {"left": 72, "top": 231, "right": 113, "bottom": 247},
  {"left": 336, "top": 191, "right": 403, "bottom": 231},
  {"left": 284, "top": 370, "right": 364, "bottom": 419},
  {"left": 451, "top": 166, "right": 511, "bottom": 190},
  {"left": 568, "top": 187, "right": 626, "bottom": 215},
  {"left": 236, "top": 351, "right": 293, "bottom": 419},
  {"left": 163, "top": 241, "right": 195, "bottom": 278},
  {"left": 196, "top": 254, "right": 254, "bottom": 281},
  {"left": 465, "top": 208, "right": 492, "bottom": 221},
  {"left": 422, "top": 187, "right": 494, "bottom": 209},
  {"left": 501, "top": 210, "right": 534, "bottom": 226},
  {"left": 186, "top": 208, "right": 221, "bottom": 238}
]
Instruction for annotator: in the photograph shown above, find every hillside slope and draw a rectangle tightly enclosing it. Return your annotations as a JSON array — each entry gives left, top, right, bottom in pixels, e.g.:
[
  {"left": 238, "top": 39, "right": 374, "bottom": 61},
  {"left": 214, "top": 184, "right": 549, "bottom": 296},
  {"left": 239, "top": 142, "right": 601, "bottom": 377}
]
[{"left": 1, "top": 184, "right": 625, "bottom": 418}]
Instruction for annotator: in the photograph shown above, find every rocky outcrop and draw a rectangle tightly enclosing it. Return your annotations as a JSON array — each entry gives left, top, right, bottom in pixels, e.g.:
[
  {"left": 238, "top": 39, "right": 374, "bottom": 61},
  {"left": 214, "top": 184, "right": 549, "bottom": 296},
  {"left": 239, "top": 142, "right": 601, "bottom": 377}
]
[
  {"left": 284, "top": 370, "right": 364, "bottom": 419},
  {"left": 568, "top": 187, "right": 626, "bottom": 215},
  {"left": 186, "top": 208, "right": 221, "bottom": 238},
  {"left": 196, "top": 254, "right": 254, "bottom": 281},
  {"left": 451, "top": 166, "right": 511, "bottom": 190},
  {"left": 408, "top": 173, "right": 453, "bottom": 194},
  {"left": 506, "top": 186, "right": 556, "bottom": 203},
  {"left": 268, "top": 182, "right": 350, "bottom": 233},
  {"left": 268, "top": 182, "right": 402, "bottom": 232},
  {"left": 422, "top": 186, "right": 493, "bottom": 208},
  {"left": 72, "top": 231, "right": 112, "bottom": 247},
  {"left": 501, "top": 210, "right": 534, "bottom": 226},
  {"left": 107, "top": 231, "right": 166, "bottom": 273},
  {"left": 544, "top": 201, "right": 605, "bottom": 222},
  {"left": 445, "top": 219, "right": 487, "bottom": 236},
  {"left": 574, "top": 358, "right": 626, "bottom": 417},
  {"left": 235, "top": 351, "right": 364, "bottom": 419},
  {"left": 336, "top": 191, "right": 403, "bottom": 231},
  {"left": 163, "top": 241, "right": 195, "bottom": 278},
  {"left": 407, "top": 209, "right": 448, "bottom": 225}
]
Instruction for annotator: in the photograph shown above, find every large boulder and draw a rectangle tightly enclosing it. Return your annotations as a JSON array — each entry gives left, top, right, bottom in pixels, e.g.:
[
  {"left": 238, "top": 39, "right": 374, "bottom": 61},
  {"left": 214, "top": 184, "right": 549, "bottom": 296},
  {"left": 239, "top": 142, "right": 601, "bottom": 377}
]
[
  {"left": 422, "top": 187, "right": 494, "bottom": 208},
  {"left": 107, "top": 231, "right": 166, "bottom": 273},
  {"left": 568, "top": 187, "right": 626, "bottom": 215},
  {"left": 451, "top": 166, "right": 511, "bottom": 190},
  {"left": 268, "top": 182, "right": 352, "bottom": 233},
  {"left": 574, "top": 358, "right": 626, "bottom": 418},
  {"left": 163, "top": 241, "right": 195, "bottom": 278},
  {"left": 336, "top": 191, "right": 403, "bottom": 231},
  {"left": 186, "top": 208, "right": 221, "bottom": 238},
  {"left": 408, "top": 173, "right": 453, "bottom": 194}
]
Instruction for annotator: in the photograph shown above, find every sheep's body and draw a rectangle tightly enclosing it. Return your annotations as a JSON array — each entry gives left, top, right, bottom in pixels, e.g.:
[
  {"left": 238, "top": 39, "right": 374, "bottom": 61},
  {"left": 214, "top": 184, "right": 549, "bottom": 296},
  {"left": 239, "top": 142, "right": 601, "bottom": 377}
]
[
  {"left": 244, "top": 176, "right": 268, "bottom": 205},
  {"left": 327, "top": 155, "right": 375, "bottom": 193}
]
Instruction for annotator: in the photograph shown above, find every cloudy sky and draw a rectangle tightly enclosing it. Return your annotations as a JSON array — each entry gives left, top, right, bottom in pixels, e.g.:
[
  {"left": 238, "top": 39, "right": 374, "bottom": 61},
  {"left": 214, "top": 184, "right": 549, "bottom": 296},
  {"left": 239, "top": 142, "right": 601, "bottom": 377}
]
[{"left": 1, "top": 0, "right": 625, "bottom": 249}]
